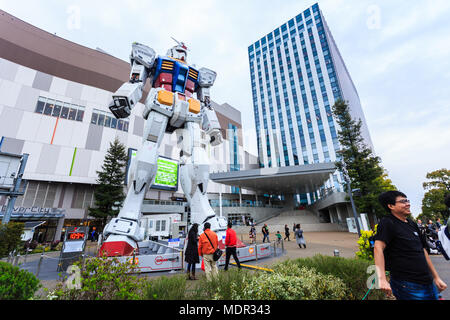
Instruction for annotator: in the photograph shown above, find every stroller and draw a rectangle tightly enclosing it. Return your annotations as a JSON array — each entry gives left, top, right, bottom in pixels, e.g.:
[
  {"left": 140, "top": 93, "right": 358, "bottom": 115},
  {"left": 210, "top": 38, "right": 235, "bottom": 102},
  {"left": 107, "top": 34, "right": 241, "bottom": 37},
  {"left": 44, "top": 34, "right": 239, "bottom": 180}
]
[{"left": 425, "top": 227, "right": 439, "bottom": 254}]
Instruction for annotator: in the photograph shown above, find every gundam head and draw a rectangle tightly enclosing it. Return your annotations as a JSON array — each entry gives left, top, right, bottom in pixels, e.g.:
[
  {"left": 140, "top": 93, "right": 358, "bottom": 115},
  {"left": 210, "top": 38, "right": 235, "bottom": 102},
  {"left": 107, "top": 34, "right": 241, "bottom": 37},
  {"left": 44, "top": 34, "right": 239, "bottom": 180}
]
[{"left": 167, "top": 38, "right": 188, "bottom": 62}]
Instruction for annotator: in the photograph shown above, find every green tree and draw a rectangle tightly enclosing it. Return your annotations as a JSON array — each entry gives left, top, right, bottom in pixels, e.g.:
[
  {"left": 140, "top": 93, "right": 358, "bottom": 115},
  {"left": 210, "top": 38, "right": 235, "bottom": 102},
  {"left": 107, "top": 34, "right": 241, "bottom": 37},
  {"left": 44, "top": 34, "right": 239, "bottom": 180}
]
[
  {"left": 421, "top": 168, "right": 450, "bottom": 221},
  {"left": 88, "top": 138, "right": 128, "bottom": 231},
  {"left": 332, "top": 99, "right": 396, "bottom": 218},
  {"left": 0, "top": 222, "right": 24, "bottom": 258}
]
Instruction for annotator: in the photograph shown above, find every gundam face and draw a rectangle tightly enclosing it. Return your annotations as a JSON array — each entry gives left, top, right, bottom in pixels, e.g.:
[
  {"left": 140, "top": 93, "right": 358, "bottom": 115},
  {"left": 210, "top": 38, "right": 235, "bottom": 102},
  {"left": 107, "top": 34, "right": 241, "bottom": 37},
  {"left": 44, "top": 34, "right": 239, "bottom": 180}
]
[{"left": 167, "top": 43, "right": 187, "bottom": 62}]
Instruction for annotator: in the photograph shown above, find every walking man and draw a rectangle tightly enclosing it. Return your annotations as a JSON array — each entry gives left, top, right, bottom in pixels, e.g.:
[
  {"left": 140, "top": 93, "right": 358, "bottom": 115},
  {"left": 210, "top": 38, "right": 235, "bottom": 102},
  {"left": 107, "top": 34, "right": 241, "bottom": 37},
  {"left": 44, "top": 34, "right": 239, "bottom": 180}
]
[
  {"left": 198, "top": 222, "right": 219, "bottom": 281},
  {"left": 284, "top": 224, "right": 290, "bottom": 241},
  {"left": 262, "top": 224, "right": 270, "bottom": 243},
  {"left": 224, "top": 222, "right": 241, "bottom": 271},
  {"left": 374, "top": 191, "right": 447, "bottom": 300}
]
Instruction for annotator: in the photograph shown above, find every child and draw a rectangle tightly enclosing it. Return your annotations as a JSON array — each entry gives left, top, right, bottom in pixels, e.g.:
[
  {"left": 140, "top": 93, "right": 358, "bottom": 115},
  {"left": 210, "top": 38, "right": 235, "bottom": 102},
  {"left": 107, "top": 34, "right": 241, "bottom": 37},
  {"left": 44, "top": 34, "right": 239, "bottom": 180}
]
[{"left": 276, "top": 231, "right": 282, "bottom": 244}]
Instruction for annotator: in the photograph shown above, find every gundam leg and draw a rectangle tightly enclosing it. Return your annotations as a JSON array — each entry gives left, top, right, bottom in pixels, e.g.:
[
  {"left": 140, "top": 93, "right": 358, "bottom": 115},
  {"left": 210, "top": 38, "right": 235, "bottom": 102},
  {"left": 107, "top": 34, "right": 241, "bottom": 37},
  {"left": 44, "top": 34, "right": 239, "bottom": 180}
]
[
  {"left": 100, "top": 110, "right": 168, "bottom": 256},
  {"left": 179, "top": 121, "right": 227, "bottom": 242}
]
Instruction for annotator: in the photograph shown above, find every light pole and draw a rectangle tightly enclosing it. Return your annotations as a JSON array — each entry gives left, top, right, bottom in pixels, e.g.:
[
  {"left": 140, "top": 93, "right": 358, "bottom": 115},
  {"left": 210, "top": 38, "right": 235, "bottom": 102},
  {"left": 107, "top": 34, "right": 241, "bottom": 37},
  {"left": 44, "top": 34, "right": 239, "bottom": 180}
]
[{"left": 336, "top": 152, "right": 362, "bottom": 237}]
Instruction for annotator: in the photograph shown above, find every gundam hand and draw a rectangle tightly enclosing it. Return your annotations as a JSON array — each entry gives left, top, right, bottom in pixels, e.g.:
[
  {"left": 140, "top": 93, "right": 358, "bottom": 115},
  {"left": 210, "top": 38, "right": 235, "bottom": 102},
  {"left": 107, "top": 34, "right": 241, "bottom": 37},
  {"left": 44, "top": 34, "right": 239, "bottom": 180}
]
[
  {"left": 109, "top": 82, "right": 143, "bottom": 119},
  {"left": 208, "top": 128, "right": 223, "bottom": 146}
]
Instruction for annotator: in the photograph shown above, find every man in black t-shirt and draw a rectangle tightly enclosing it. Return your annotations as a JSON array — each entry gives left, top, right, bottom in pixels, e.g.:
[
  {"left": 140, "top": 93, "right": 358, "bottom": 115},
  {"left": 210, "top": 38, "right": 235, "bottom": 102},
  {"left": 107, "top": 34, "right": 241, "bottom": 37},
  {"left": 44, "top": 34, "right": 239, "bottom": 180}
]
[{"left": 374, "top": 191, "right": 447, "bottom": 300}]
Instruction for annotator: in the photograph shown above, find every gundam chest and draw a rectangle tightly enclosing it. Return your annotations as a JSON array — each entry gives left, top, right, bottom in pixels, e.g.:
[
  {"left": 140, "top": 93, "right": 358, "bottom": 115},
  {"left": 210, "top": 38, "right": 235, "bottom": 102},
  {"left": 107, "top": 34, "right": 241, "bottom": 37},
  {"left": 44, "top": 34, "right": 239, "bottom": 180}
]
[{"left": 153, "top": 57, "right": 199, "bottom": 98}]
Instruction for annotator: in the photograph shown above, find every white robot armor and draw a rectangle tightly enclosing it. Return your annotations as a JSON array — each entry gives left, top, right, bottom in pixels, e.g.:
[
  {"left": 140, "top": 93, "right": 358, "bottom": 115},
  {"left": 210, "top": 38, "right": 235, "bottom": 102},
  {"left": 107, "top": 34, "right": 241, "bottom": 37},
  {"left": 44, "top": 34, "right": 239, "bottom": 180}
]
[{"left": 100, "top": 40, "right": 226, "bottom": 257}]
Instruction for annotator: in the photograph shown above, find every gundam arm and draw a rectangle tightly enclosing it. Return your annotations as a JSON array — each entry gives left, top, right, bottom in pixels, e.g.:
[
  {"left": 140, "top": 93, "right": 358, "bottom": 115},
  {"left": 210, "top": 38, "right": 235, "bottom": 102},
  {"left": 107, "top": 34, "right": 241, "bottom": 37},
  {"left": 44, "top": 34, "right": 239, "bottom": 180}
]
[
  {"left": 109, "top": 43, "right": 156, "bottom": 119},
  {"left": 197, "top": 67, "right": 223, "bottom": 146}
]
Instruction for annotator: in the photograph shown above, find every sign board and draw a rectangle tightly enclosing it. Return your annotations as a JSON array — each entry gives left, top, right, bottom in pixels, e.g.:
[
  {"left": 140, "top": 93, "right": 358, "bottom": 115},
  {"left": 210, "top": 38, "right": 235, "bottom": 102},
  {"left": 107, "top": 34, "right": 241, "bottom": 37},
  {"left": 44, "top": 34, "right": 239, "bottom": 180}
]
[
  {"left": 360, "top": 213, "right": 370, "bottom": 231},
  {"left": 168, "top": 238, "right": 180, "bottom": 248},
  {"left": 126, "top": 148, "right": 179, "bottom": 191},
  {"left": 346, "top": 217, "right": 363, "bottom": 233},
  {"left": 0, "top": 153, "right": 21, "bottom": 190},
  {"left": 58, "top": 226, "right": 89, "bottom": 272},
  {"left": 63, "top": 240, "right": 84, "bottom": 253}
]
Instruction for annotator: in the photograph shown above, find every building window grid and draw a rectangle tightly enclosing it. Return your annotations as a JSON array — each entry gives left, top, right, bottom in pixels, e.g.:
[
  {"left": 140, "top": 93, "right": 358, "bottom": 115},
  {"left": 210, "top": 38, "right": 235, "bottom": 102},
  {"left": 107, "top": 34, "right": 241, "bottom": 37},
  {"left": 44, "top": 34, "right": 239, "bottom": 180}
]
[
  {"left": 282, "top": 46, "right": 300, "bottom": 166},
  {"left": 252, "top": 5, "right": 346, "bottom": 168},
  {"left": 307, "top": 28, "right": 330, "bottom": 160},
  {"left": 91, "top": 109, "right": 129, "bottom": 132},
  {"left": 316, "top": 18, "right": 341, "bottom": 152},
  {"left": 256, "top": 61, "right": 271, "bottom": 167},
  {"left": 35, "top": 96, "right": 84, "bottom": 122},
  {"left": 274, "top": 48, "right": 292, "bottom": 166}
]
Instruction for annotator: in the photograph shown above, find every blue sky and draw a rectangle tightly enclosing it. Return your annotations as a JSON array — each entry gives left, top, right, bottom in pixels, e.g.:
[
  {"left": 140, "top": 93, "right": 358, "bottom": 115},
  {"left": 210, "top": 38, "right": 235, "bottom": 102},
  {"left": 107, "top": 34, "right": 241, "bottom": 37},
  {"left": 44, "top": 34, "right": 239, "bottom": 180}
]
[{"left": 2, "top": 0, "right": 450, "bottom": 216}]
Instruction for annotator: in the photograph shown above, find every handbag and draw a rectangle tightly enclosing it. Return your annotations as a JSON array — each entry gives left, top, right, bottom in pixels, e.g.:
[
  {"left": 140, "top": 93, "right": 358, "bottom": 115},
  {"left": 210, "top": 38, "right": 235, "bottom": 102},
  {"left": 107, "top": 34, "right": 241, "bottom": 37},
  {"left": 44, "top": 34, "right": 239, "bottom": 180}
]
[{"left": 204, "top": 231, "right": 223, "bottom": 261}]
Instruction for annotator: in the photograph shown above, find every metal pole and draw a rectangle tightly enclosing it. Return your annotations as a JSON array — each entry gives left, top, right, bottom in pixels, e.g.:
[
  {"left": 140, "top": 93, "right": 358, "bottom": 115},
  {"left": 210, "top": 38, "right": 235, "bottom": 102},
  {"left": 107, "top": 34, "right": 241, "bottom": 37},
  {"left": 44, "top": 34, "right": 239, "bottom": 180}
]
[
  {"left": 346, "top": 176, "right": 361, "bottom": 237},
  {"left": 2, "top": 154, "right": 28, "bottom": 225},
  {"left": 36, "top": 252, "right": 44, "bottom": 277},
  {"left": 14, "top": 252, "right": 20, "bottom": 266}
]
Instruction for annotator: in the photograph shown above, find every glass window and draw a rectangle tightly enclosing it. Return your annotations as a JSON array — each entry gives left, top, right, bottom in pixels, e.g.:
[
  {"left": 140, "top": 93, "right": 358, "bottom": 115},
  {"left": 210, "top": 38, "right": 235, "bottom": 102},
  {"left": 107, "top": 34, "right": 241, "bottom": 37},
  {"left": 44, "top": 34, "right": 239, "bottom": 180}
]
[
  {"left": 91, "top": 112, "right": 98, "bottom": 124},
  {"left": 104, "top": 115, "right": 112, "bottom": 128},
  {"left": 52, "top": 101, "right": 63, "bottom": 117},
  {"left": 76, "top": 108, "right": 84, "bottom": 122},
  {"left": 43, "top": 99, "right": 54, "bottom": 116},
  {"left": 110, "top": 117, "right": 117, "bottom": 129},
  {"left": 60, "top": 103, "right": 70, "bottom": 119},
  {"left": 97, "top": 113, "right": 105, "bottom": 126},
  {"left": 122, "top": 121, "right": 129, "bottom": 132},
  {"left": 68, "top": 107, "right": 77, "bottom": 120},
  {"left": 35, "top": 97, "right": 46, "bottom": 114},
  {"left": 118, "top": 119, "right": 123, "bottom": 131}
]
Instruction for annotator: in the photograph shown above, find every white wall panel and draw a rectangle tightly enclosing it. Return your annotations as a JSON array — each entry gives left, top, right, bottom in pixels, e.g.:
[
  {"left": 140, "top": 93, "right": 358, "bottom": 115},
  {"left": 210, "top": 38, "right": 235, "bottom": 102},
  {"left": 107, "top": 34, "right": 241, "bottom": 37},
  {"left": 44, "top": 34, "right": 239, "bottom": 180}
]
[
  {"left": 49, "top": 77, "right": 68, "bottom": 96},
  {"left": 16, "top": 112, "right": 41, "bottom": 142},
  {"left": 80, "top": 85, "right": 97, "bottom": 103},
  {"left": 88, "top": 150, "right": 106, "bottom": 180},
  {"left": 35, "top": 115, "right": 57, "bottom": 144},
  {"left": 0, "top": 79, "right": 21, "bottom": 108},
  {"left": 52, "top": 118, "right": 74, "bottom": 146},
  {"left": 69, "top": 122, "right": 89, "bottom": 148},
  {"left": 14, "top": 65, "right": 37, "bottom": 87},
  {"left": 21, "top": 140, "right": 43, "bottom": 174},
  {"left": 54, "top": 146, "right": 75, "bottom": 176}
]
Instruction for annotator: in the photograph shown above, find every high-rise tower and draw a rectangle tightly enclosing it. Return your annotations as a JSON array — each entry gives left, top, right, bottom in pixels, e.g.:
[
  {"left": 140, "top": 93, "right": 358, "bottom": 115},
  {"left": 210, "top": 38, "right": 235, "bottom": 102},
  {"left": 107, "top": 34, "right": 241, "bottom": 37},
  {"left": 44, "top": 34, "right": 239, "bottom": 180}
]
[{"left": 248, "top": 3, "right": 373, "bottom": 204}]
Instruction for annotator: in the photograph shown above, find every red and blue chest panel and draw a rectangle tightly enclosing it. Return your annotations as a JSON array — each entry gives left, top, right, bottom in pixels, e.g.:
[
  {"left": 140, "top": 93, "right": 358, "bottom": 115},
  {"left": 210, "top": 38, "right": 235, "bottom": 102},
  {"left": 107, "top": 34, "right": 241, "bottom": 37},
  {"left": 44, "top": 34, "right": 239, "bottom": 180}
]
[{"left": 152, "top": 56, "right": 199, "bottom": 98}]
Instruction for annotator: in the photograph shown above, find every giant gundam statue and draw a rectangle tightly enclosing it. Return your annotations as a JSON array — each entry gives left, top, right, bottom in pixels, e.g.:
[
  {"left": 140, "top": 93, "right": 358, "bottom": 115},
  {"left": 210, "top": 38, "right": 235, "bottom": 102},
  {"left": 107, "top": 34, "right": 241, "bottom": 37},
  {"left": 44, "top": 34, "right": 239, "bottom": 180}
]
[{"left": 99, "top": 40, "right": 228, "bottom": 256}]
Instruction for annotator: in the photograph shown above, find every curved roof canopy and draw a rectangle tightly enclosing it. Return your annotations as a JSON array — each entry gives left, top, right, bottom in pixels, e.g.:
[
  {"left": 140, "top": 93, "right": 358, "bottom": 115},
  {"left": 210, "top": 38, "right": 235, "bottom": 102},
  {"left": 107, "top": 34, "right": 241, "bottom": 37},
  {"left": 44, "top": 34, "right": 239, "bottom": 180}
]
[{"left": 210, "top": 162, "right": 336, "bottom": 194}]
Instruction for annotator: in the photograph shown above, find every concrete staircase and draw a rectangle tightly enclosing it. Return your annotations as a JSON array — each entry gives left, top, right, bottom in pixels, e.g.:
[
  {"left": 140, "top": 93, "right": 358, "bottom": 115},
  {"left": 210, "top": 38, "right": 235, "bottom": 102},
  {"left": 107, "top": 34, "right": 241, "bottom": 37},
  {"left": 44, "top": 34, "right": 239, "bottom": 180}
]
[{"left": 235, "top": 209, "right": 342, "bottom": 233}]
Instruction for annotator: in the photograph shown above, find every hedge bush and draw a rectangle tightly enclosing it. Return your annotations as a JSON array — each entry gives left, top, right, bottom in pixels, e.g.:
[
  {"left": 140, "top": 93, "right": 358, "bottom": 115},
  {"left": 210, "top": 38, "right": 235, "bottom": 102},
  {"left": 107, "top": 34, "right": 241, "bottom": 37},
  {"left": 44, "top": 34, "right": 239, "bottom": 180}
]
[
  {"left": 0, "top": 261, "right": 41, "bottom": 300},
  {"left": 145, "top": 274, "right": 187, "bottom": 300},
  {"left": 230, "top": 263, "right": 347, "bottom": 300},
  {"left": 279, "top": 255, "right": 385, "bottom": 300},
  {"left": 50, "top": 255, "right": 147, "bottom": 300}
]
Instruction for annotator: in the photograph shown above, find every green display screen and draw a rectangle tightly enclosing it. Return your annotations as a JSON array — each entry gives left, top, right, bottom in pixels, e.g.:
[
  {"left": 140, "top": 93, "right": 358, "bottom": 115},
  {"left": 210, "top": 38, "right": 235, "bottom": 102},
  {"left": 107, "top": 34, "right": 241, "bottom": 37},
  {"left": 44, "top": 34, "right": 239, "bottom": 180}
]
[
  {"left": 126, "top": 149, "right": 179, "bottom": 191},
  {"left": 153, "top": 157, "right": 179, "bottom": 190}
]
